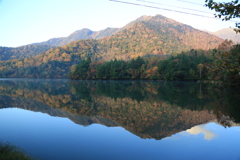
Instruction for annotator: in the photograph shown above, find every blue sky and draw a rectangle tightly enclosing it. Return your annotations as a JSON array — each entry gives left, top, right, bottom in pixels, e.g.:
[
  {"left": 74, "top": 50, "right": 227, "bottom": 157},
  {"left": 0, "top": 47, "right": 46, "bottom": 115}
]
[{"left": 0, "top": 0, "right": 237, "bottom": 47}]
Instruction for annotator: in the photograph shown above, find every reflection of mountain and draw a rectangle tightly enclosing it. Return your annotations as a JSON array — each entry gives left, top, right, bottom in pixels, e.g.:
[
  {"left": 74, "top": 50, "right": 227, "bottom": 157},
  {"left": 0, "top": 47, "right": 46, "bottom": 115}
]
[
  {"left": 0, "top": 94, "right": 216, "bottom": 140},
  {"left": 0, "top": 95, "right": 118, "bottom": 127},
  {"left": 0, "top": 80, "right": 239, "bottom": 140}
]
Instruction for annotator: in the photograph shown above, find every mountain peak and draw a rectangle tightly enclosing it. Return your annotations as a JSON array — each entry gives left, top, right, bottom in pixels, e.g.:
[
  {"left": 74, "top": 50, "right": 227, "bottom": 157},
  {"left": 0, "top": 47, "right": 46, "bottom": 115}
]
[
  {"left": 31, "top": 27, "right": 118, "bottom": 46},
  {"left": 212, "top": 28, "right": 240, "bottom": 43},
  {"left": 69, "top": 28, "right": 94, "bottom": 37}
]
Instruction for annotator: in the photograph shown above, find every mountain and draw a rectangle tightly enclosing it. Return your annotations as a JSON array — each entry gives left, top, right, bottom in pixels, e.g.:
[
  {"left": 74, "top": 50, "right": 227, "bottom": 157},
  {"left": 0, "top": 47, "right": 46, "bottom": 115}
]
[
  {"left": 33, "top": 27, "right": 119, "bottom": 46},
  {"left": 211, "top": 28, "right": 240, "bottom": 44},
  {"left": 0, "top": 27, "right": 119, "bottom": 62},
  {"left": 0, "top": 28, "right": 118, "bottom": 62},
  {"left": 35, "top": 14, "right": 224, "bottom": 62},
  {"left": 0, "top": 44, "right": 52, "bottom": 61},
  {"left": 95, "top": 15, "right": 223, "bottom": 61},
  {"left": 0, "top": 14, "right": 224, "bottom": 78}
]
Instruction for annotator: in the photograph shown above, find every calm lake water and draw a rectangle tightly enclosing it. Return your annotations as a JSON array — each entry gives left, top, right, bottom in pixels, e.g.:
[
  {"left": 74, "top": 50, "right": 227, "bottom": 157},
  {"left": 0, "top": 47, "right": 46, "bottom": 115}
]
[{"left": 0, "top": 79, "right": 240, "bottom": 160}]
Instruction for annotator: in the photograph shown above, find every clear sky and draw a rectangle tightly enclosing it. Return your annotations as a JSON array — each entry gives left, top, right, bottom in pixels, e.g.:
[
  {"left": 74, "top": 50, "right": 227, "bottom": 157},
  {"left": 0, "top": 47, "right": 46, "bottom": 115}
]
[{"left": 0, "top": 0, "right": 238, "bottom": 47}]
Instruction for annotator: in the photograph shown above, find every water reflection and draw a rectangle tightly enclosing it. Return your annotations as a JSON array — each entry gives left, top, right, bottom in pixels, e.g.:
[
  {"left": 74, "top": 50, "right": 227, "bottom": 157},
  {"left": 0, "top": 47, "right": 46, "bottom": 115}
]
[
  {"left": 0, "top": 79, "right": 239, "bottom": 141},
  {"left": 186, "top": 124, "right": 216, "bottom": 140}
]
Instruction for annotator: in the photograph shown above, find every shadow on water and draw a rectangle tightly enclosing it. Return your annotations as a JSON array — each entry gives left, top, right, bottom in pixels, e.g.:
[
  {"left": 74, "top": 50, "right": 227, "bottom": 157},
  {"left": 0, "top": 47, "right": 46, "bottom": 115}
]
[{"left": 0, "top": 79, "right": 239, "bottom": 139}]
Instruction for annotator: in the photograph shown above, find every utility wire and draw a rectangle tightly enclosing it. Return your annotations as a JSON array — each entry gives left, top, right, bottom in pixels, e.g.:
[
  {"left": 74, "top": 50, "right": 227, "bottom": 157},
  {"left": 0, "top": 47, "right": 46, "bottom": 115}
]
[
  {"left": 109, "top": 0, "right": 240, "bottom": 23},
  {"left": 137, "top": 0, "right": 212, "bottom": 14},
  {"left": 177, "top": 0, "right": 204, "bottom": 6}
]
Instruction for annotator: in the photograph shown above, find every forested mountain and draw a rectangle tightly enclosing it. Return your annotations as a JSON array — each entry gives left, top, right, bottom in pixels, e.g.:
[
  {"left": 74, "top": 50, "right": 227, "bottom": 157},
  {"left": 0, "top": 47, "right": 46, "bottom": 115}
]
[
  {"left": 0, "top": 28, "right": 118, "bottom": 62},
  {"left": 0, "top": 14, "right": 224, "bottom": 78},
  {"left": 0, "top": 44, "right": 52, "bottom": 61},
  {"left": 95, "top": 15, "right": 223, "bottom": 61},
  {"left": 211, "top": 28, "right": 240, "bottom": 44},
  {"left": 33, "top": 27, "right": 119, "bottom": 46},
  {"left": 31, "top": 14, "right": 224, "bottom": 62}
]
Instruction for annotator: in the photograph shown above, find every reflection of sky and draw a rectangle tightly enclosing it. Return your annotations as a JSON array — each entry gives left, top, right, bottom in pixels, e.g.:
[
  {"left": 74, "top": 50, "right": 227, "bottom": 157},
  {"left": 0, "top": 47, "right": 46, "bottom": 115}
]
[
  {"left": 1, "top": 108, "right": 240, "bottom": 160},
  {"left": 186, "top": 124, "right": 216, "bottom": 140}
]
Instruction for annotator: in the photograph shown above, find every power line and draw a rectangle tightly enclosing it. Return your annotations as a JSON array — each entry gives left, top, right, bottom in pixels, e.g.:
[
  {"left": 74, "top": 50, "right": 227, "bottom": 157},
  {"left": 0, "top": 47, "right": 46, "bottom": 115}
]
[
  {"left": 177, "top": 0, "right": 204, "bottom": 6},
  {"left": 137, "top": 0, "right": 213, "bottom": 14},
  {"left": 109, "top": 0, "right": 240, "bottom": 23}
]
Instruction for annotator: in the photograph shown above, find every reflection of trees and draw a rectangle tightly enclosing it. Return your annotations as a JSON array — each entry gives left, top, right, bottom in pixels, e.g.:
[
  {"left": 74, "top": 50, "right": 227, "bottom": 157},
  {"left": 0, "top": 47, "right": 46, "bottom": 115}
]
[
  {"left": 95, "top": 81, "right": 146, "bottom": 102},
  {"left": 0, "top": 141, "right": 35, "bottom": 160},
  {"left": 71, "top": 81, "right": 92, "bottom": 102},
  {"left": 156, "top": 82, "right": 212, "bottom": 110},
  {"left": 208, "top": 85, "right": 240, "bottom": 125},
  {"left": 0, "top": 80, "right": 239, "bottom": 139}
]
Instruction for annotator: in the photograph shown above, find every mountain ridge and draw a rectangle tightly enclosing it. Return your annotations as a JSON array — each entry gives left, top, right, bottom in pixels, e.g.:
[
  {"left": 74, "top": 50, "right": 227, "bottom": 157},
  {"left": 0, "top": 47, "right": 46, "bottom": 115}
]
[
  {"left": 32, "top": 27, "right": 119, "bottom": 46},
  {"left": 211, "top": 28, "right": 240, "bottom": 44},
  {"left": 0, "top": 14, "right": 224, "bottom": 78},
  {"left": 94, "top": 14, "right": 223, "bottom": 60}
]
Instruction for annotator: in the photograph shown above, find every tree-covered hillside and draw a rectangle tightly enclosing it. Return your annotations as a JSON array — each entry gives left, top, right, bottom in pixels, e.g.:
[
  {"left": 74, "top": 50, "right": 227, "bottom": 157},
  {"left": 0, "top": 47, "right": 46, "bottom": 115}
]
[
  {"left": 0, "top": 14, "right": 224, "bottom": 78},
  {"left": 0, "top": 44, "right": 52, "bottom": 61},
  {"left": 0, "top": 28, "right": 118, "bottom": 62}
]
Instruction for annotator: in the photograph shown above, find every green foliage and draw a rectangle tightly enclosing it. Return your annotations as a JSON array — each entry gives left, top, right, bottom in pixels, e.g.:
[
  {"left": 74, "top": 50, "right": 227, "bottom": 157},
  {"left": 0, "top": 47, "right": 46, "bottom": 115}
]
[
  {"left": 128, "top": 56, "right": 145, "bottom": 69},
  {"left": 158, "top": 52, "right": 210, "bottom": 81},
  {"left": 71, "top": 56, "right": 148, "bottom": 80},
  {"left": 69, "top": 57, "right": 91, "bottom": 79},
  {"left": 208, "top": 40, "right": 240, "bottom": 84},
  {"left": 210, "top": 40, "right": 240, "bottom": 74},
  {"left": 95, "top": 59, "right": 128, "bottom": 79},
  {"left": 70, "top": 51, "right": 212, "bottom": 81},
  {"left": 126, "top": 56, "right": 146, "bottom": 79},
  {"left": 205, "top": 0, "right": 240, "bottom": 33}
]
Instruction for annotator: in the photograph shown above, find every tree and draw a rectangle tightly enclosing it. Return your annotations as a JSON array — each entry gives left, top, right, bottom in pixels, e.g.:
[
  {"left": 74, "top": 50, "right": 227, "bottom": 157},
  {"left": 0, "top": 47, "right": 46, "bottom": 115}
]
[
  {"left": 96, "top": 62, "right": 111, "bottom": 79},
  {"left": 197, "top": 63, "right": 204, "bottom": 79},
  {"left": 209, "top": 40, "right": 240, "bottom": 83},
  {"left": 205, "top": 0, "right": 240, "bottom": 33},
  {"left": 127, "top": 56, "right": 144, "bottom": 69},
  {"left": 210, "top": 40, "right": 240, "bottom": 74},
  {"left": 71, "top": 57, "right": 91, "bottom": 79}
]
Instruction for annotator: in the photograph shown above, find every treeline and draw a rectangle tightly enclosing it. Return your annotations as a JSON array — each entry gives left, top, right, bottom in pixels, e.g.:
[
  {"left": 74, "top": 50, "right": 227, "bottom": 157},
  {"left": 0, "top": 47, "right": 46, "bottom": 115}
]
[
  {"left": 69, "top": 49, "right": 210, "bottom": 81},
  {"left": 69, "top": 40, "right": 240, "bottom": 83}
]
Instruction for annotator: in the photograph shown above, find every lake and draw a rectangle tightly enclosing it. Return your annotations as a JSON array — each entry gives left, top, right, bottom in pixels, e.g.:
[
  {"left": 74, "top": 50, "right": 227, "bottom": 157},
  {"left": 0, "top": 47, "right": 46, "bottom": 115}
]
[{"left": 0, "top": 79, "right": 239, "bottom": 160}]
